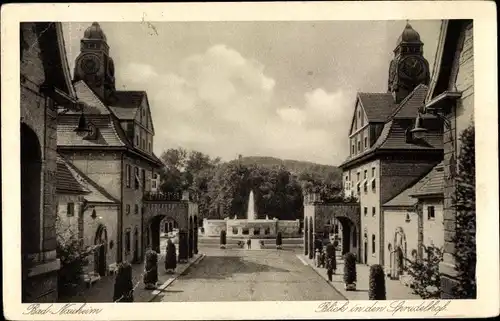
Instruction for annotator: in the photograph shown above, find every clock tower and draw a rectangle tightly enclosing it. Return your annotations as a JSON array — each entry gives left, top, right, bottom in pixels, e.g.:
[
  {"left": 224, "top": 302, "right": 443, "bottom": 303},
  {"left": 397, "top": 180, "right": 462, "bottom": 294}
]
[
  {"left": 74, "top": 22, "right": 116, "bottom": 103},
  {"left": 388, "top": 22, "right": 430, "bottom": 103}
]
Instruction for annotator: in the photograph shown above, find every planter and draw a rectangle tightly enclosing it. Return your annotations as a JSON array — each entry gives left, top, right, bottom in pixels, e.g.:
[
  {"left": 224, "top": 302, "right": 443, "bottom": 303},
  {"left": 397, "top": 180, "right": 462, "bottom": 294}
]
[{"left": 344, "top": 283, "right": 357, "bottom": 291}]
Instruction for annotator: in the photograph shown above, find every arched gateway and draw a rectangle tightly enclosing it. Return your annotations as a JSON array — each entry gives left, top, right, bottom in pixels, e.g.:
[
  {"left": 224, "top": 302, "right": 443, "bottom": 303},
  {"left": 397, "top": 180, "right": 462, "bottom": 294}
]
[
  {"left": 143, "top": 192, "right": 198, "bottom": 262},
  {"left": 303, "top": 193, "right": 360, "bottom": 261}
]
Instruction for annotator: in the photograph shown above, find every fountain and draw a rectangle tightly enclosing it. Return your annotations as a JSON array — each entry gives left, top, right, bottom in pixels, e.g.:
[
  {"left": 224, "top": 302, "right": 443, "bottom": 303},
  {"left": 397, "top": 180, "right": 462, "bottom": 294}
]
[
  {"left": 201, "top": 190, "right": 301, "bottom": 242},
  {"left": 247, "top": 190, "right": 257, "bottom": 220}
]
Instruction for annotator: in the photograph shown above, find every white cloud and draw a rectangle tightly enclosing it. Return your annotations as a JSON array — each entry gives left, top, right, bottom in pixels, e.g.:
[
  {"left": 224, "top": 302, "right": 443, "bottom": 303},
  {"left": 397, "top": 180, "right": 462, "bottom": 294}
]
[
  {"left": 120, "top": 62, "right": 159, "bottom": 83},
  {"left": 124, "top": 45, "right": 352, "bottom": 165}
]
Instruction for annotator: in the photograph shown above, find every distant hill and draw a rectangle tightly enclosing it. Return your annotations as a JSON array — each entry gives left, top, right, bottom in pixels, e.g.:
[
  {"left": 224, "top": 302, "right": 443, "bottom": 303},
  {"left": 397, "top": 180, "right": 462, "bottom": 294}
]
[{"left": 230, "top": 156, "right": 342, "bottom": 182}]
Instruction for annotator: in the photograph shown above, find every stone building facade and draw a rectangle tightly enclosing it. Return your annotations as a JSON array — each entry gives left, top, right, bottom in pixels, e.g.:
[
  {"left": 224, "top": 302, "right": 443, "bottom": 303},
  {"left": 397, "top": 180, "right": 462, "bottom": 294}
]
[
  {"left": 21, "top": 22, "right": 78, "bottom": 302},
  {"left": 57, "top": 22, "right": 164, "bottom": 265},
  {"left": 339, "top": 23, "right": 443, "bottom": 266},
  {"left": 423, "top": 20, "right": 474, "bottom": 299}
]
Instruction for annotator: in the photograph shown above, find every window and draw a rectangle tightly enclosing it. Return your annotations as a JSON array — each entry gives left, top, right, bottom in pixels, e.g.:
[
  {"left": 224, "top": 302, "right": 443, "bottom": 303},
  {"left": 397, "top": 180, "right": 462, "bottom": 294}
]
[
  {"left": 142, "top": 139, "right": 145, "bottom": 150},
  {"left": 253, "top": 228, "right": 260, "bottom": 235},
  {"left": 232, "top": 227, "right": 238, "bottom": 235},
  {"left": 134, "top": 204, "right": 139, "bottom": 215},
  {"left": 372, "top": 207, "right": 376, "bottom": 217},
  {"left": 371, "top": 167, "right": 375, "bottom": 177},
  {"left": 364, "top": 137, "right": 368, "bottom": 149},
  {"left": 125, "top": 229, "right": 131, "bottom": 254},
  {"left": 427, "top": 206, "right": 435, "bottom": 220},
  {"left": 148, "top": 142, "right": 151, "bottom": 152},
  {"left": 134, "top": 167, "right": 139, "bottom": 189},
  {"left": 364, "top": 170, "right": 367, "bottom": 179},
  {"left": 152, "top": 180, "right": 157, "bottom": 189},
  {"left": 125, "top": 164, "right": 131, "bottom": 187},
  {"left": 126, "top": 204, "right": 130, "bottom": 215},
  {"left": 357, "top": 172, "right": 360, "bottom": 182},
  {"left": 371, "top": 178, "right": 376, "bottom": 191},
  {"left": 372, "top": 235, "right": 376, "bottom": 254},
  {"left": 364, "top": 207, "right": 368, "bottom": 216},
  {"left": 242, "top": 228, "right": 249, "bottom": 235},
  {"left": 67, "top": 202, "right": 75, "bottom": 217},
  {"left": 135, "top": 135, "right": 139, "bottom": 146},
  {"left": 357, "top": 141, "right": 361, "bottom": 151}
]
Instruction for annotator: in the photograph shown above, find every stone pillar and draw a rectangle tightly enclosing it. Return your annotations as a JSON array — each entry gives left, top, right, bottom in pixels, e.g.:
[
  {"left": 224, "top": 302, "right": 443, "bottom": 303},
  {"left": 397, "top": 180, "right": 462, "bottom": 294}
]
[{"left": 178, "top": 229, "right": 188, "bottom": 263}]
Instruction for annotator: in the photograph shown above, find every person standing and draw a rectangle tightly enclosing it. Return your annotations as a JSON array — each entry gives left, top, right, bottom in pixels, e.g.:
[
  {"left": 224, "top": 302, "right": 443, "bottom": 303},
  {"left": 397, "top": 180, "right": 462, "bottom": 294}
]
[{"left": 247, "top": 238, "right": 251, "bottom": 250}]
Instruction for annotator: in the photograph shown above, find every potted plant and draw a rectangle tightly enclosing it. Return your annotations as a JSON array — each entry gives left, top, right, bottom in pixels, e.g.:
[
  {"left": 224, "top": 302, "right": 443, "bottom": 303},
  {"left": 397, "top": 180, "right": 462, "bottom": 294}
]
[
  {"left": 113, "top": 262, "right": 134, "bottom": 302},
  {"left": 164, "top": 238, "right": 177, "bottom": 274},
  {"left": 276, "top": 232, "right": 283, "bottom": 249},
  {"left": 343, "top": 252, "right": 357, "bottom": 291},
  {"left": 369, "top": 264, "right": 386, "bottom": 300},
  {"left": 220, "top": 230, "right": 227, "bottom": 249},
  {"left": 143, "top": 250, "right": 158, "bottom": 289}
]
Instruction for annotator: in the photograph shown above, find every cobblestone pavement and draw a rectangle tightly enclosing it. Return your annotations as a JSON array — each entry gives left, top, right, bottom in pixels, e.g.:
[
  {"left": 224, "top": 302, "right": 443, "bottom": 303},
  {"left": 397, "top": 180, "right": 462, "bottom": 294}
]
[{"left": 159, "top": 246, "right": 344, "bottom": 302}]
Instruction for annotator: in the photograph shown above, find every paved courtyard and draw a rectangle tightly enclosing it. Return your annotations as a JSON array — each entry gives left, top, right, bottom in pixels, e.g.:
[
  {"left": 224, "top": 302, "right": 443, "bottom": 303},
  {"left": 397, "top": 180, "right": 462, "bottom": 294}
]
[{"left": 158, "top": 246, "right": 344, "bottom": 302}]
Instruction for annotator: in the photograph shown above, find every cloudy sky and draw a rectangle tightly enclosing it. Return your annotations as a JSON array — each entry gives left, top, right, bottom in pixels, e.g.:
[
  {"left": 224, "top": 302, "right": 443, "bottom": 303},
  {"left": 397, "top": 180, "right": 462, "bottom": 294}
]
[{"left": 63, "top": 20, "right": 441, "bottom": 166}]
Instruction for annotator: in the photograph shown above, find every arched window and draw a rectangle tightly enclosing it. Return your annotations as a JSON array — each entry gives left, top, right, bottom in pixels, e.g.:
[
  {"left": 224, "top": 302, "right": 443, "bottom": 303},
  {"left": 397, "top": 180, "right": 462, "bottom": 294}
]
[{"left": 371, "top": 234, "right": 376, "bottom": 254}]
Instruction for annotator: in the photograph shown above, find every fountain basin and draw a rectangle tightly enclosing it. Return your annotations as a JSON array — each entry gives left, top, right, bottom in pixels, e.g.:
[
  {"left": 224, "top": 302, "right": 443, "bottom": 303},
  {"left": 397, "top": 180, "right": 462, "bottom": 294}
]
[{"left": 201, "top": 218, "right": 301, "bottom": 238}]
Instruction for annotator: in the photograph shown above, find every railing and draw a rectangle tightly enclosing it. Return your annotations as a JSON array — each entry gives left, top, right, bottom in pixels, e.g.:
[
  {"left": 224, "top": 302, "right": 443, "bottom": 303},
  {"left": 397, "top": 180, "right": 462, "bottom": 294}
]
[
  {"left": 143, "top": 191, "right": 199, "bottom": 202},
  {"left": 143, "top": 192, "right": 183, "bottom": 202}
]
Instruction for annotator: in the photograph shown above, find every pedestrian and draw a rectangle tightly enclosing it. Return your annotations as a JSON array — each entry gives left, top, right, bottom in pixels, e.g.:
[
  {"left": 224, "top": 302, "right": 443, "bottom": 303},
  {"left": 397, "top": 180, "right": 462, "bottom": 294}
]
[
  {"left": 247, "top": 238, "right": 251, "bottom": 249},
  {"left": 325, "top": 240, "right": 337, "bottom": 282}
]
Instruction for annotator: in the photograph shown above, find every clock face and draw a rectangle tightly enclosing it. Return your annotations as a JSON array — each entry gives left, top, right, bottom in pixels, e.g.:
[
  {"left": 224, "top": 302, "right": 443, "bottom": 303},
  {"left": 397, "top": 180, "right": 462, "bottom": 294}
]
[
  {"left": 399, "top": 56, "right": 426, "bottom": 79},
  {"left": 80, "top": 54, "right": 100, "bottom": 74}
]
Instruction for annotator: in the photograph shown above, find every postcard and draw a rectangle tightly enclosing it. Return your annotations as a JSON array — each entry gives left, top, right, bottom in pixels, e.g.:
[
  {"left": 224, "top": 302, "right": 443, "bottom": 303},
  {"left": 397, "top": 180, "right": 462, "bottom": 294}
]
[{"left": 1, "top": 1, "right": 498, "bottom": 320}]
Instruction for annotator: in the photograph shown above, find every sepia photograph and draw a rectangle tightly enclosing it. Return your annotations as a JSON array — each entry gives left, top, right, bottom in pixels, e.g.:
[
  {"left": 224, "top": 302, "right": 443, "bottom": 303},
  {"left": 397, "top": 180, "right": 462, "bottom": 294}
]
[{"left": 2, "top": 1, "right": 498, "bottom": 320}]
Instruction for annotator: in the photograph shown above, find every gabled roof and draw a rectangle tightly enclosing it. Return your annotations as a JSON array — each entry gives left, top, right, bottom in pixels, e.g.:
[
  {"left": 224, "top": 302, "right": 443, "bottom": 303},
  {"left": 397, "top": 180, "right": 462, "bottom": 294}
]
[
  {"left": 57, "top": 156, "right": 89, "bottom": 194},
  {"left": 340, "top": 85, "right": 442, "bottom": 169},
  {"left": 57, "top": 114, "right": 127, "bottom": 147},
  {"left": 108, "top": 91, "right": 146, "bottom": 120},
  {"left": 70, "top": 81, "right": 111, "bottom": 114},
  {"left": 383, "top": 161, "right": 444, "bottom": 207},
  {"left": 388, "top": 84, "right": 434, "bottom": 119},
  {"left": 60, "top": 155, "right": 120, "bottom": 203},
  {"left": 410, "top": 162, "right": 445, "bottom": 198},
  {"left": 357, "top": 92, "right": 399, "bottom": 122}
]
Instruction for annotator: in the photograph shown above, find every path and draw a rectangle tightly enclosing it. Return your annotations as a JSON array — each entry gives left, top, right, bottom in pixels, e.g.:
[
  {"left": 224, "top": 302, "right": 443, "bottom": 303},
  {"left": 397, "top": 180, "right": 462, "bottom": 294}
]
[{"left": 159, "top": 247, "right": 344, "bottom": 302}]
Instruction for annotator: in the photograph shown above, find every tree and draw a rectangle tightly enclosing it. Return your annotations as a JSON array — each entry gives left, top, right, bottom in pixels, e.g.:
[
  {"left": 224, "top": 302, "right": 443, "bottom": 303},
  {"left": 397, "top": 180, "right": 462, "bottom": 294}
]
[
  {"left": 452, "top": 124, "right": 476, "bottom": 299},
  {"left": 405, "top": 245, "right": 443, "bottom": 299}
]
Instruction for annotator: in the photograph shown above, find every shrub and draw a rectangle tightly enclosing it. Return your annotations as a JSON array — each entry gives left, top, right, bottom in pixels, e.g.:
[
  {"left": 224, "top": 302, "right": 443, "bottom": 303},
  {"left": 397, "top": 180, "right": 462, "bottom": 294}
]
[
  {"left": 452, "top": 125, "right": 476, "bottom": 299},
  {"left": 405, "top": 245, "right": 443, "bottom": 299},
  {"left": 343, "top": 252, "right": 357, "bottom": 284},
  {"left": 369, "top": 264, "right": 386, "bottom": 300},
  {"left": 113, "top": 262, "right": 134, "bottom": 302},
  {"left": 143, "top": 250, "right": 158, "bottom": 289},
  {"left": 56, "top": 236, "right": 92, "bottom": 297},
  {"left": 276, "top": 232, "right": 282, "bottom": 246},
  {"left": 164, "top": 239, "right": 177, "bottom": 272},
  {"left": 220, "top": 230, "right": 227, "bottom": 248}
]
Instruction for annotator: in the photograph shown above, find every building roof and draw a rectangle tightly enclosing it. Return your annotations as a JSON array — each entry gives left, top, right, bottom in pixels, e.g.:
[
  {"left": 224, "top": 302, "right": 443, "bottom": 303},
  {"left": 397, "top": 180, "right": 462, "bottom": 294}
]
[
  {"left": 340, "top": 85, "right": 442, "bottom": 169},
  {"left": 57, "top": 114, "right": 127, "bottom": 147},
  {"left": 383, "top": 161, "right": 444, "bottom": 207},
  {"left": 59, "top": 155, "right": 120, "bottom": 203},
  {"left": 70, "top": 81, "right": 111, "bottom": 115},
  {"left": 410, "top": 161, "right": 445, "bottom": 198},
  {"left": 108, "top": 91, "right": 146, "bottom": 120},
  {"left": 56, "top": 156, "right": 89, "bottom": 194},
  {"left": 357, "top": 92, "right": 398, "bottom": 122}
]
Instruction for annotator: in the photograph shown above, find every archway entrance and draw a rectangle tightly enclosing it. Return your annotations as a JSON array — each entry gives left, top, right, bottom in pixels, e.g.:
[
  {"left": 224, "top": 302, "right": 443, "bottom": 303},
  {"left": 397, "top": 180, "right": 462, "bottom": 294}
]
[
  {"left": 308, "top": 217, "right": 314, "bottom": 259},
  {"left": 21, "top": 123, "right": 42, "bottom": 255},
  {"left": 94, "top": 225, "right": 108, "bottom": 276},
  {"left": 304, "top": 219, "right": 309, "bottom": 256}
]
